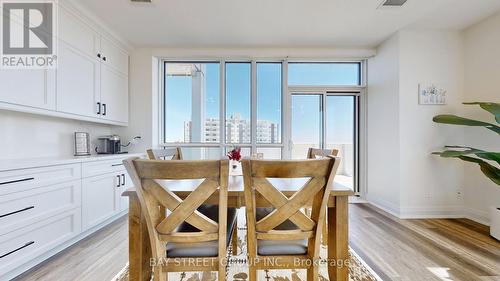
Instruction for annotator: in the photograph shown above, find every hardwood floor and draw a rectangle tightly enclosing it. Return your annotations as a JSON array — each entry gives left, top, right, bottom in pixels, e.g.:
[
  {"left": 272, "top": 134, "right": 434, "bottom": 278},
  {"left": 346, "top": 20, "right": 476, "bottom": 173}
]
[
  {"left": 13, "top": 204, "right": 500, "bottom": 281},
  {"left": 14, "top": 215, "right": 129, "bottom": 281},
  {"left": 349, "top": 203, "right": 500, "bottom": 281}
]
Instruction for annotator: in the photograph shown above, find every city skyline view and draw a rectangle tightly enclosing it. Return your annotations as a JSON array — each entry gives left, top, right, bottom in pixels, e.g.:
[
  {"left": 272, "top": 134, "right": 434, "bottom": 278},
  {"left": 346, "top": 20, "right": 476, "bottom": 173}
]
[{"left": 164, "top": 62, "right": 359, "bottom": 145}]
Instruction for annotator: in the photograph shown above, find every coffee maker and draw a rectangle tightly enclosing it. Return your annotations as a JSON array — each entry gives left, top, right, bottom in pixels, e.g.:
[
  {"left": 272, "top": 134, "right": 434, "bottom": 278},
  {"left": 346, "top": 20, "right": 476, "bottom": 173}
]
[{"left": 96, "top": 135, "right": 126, "bottom": 154}]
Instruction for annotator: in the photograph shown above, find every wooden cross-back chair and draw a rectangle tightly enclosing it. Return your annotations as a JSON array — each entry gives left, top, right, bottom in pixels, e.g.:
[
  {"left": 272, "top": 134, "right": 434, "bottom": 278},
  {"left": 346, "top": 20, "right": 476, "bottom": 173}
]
[
  {"left": 307, "top": 147, "right": 340, "bottom": 246},
  {"left": 242, "top": 157, "right": 340, "bottom": 280},
  {"left": 124, "top": 158, "right": 235, "bottom": 281},
  {"left": 147, "top": 147, "right": 183, "bottom": 160},
  {"left": 307, "top": 147, "right": 339, "bottom": 159}
]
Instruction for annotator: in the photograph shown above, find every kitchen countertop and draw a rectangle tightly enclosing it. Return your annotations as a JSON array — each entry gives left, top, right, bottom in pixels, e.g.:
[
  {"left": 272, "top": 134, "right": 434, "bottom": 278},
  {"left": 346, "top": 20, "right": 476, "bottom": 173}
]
[{"left": 0, "top": 153, "right": 144, "bottom": 172}]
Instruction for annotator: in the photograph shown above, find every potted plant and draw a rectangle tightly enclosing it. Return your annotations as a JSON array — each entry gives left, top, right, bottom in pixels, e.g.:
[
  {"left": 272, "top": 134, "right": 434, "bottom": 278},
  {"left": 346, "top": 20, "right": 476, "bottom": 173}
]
[
  {"left": 227, "top": 147, "right": 242, "bottom": 172},
  {"left": 433, "top": 102, "right": 499, "bottom": 240}
]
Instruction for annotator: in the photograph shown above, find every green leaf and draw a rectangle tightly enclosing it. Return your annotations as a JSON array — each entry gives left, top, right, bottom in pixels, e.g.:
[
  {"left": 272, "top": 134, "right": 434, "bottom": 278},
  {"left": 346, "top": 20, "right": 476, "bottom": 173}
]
[
  {"left": 463, "top": 102, "right": 500, "bottom": 124},
  {"left": 433, "top": 146, "right": 500, "bottom": 165},
  {"left": 433, "top": 115, "right": 500, "bottom": 135},
  {"left": 459, "top": 156, "right": 500, "bottom": 185}
]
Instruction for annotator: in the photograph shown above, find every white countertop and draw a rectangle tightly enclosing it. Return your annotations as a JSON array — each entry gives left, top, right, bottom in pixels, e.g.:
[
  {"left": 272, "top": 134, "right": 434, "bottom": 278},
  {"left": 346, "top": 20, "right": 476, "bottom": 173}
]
[{"left": 0, "top": 153, "right": 144, "bottom": 172}]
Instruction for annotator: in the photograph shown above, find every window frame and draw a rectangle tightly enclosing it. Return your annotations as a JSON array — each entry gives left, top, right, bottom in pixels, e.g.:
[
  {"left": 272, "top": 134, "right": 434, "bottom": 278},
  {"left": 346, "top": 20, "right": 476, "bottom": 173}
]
[{"left": 159, "top": 59, "right": 365, "bottom": 164}]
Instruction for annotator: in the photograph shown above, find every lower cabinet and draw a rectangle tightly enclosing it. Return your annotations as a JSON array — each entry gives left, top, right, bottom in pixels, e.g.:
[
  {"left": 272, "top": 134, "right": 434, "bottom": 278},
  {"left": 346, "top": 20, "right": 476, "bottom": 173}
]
[
  {"left": 82, "top": 172, "right": 120, "bottom": 230},
  {"left": 82, "top": 169, "right": 131, "bottom": 230},
  {"left": 0, "top": 208, "right": 81, "bottom": 275},
  {"left": 0, "top": 156, "right": 137, "bottom": 280}
]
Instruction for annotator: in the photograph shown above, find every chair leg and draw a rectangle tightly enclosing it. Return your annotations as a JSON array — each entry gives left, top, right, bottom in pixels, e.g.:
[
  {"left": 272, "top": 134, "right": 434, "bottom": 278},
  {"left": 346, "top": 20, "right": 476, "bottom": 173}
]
[
  {"left": 154, "top": 267, "right": 167, "bottom": 281},
  {"left": 219, "top": 263, "right": 226, "bottom": 281},
  {"left": 249, "top": 265, "right": 257, "bottom": 281},
  {"left": 232, "top": 223, "right": 238, "bottom": 255},
  {"left": 307, "top": 265, "right": 319, "bottom": 281},
  {"left": 322, "top": 217, "right": 328, "bottom": 246}
]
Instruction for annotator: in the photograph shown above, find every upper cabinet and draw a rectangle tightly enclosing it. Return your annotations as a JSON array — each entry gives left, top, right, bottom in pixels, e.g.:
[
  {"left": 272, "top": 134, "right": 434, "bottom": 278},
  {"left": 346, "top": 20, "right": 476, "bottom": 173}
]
[
  {"left": 0, "top": 2, "right": 130, "bottom": 126},
  {"left": 0, "top": 69, "right": 56, "bottom": 110},
  {"left": 100, "top": 37, "right": 129, "bottom": 76}
]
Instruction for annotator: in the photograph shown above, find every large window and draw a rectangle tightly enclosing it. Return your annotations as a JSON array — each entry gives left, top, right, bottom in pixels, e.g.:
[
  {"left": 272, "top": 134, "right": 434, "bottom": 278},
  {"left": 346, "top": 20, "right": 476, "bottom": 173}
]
[
  {"left": 162, "top": 61, "right": 362, "bottom": 171},
  {"left": 288, "top": 62, "right": 361, "bottom": 86},
  {"left": 164, "top": 62, "right": 220, "bottom": 143},
  {"left": 225, "top": 63, "right": 251, "bottom": 144},
  {"left": 162, "top": 60, "right": 284, "bottom": 159},
  {"left": 257, "top": 63, "right": 282, "bottom": 144}
]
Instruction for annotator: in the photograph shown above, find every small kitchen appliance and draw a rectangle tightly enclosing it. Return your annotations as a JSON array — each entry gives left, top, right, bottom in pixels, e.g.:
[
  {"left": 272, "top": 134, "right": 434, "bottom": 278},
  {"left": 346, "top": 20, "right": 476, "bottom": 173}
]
[{"left": 96, "top": 135, "right": 127, "bottom": 154}]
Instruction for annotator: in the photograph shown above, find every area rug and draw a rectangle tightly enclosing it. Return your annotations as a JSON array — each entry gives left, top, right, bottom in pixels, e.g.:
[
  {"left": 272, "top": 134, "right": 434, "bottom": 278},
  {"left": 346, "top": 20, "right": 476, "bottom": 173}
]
[{"left": 113, "top": 212, "right": 381, "bottom": 281}]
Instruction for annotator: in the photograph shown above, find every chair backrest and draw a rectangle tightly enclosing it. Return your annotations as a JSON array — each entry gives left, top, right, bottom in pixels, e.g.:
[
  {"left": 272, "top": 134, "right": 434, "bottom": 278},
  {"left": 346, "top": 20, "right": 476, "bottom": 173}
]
[
  {"left": 147, "top": 147, "right": 183, "bottom": 160},
  {"left": 241, "top": 157, "right": 340, "bottom": 258},
  {"left": 124, "top": 157, "right": 229, "bottom": 259},
  {"left": 307, "top": 147, "right": 339, "bottom": 159}
]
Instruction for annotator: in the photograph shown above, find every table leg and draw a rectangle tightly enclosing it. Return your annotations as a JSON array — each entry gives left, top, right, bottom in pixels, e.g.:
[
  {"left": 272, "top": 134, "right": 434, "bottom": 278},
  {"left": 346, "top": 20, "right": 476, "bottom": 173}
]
[
  {"left": 128, "top": 194, "right": 152, "bottom": 281},
  {"left": 327, "top": 195, "right": 349, "bottom": 281}
]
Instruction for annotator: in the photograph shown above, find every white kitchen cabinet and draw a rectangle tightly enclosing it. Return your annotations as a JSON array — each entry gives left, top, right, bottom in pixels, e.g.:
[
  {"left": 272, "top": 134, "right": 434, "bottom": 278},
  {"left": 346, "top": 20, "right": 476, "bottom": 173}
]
[
  {"left": 81, "top": 172, "right": 120, "bottom": 230},
  {"left": 56, "top": 43, "right": 100, "bottom": 118},
  {"left": 58, "top": 7, "right": 99, "bottom": 59},
  {"left": 0, "top": 209, "right": 81, "bottom": 277},
  {"left": 100, "top": 64, "right": 129, "bottom": 123},
  {"left": 0, "top": 69, "right": 55, "bottom": 110},
  {"left": 100, "top": 37, "right": 129, "bottom": 76},
  {"left": 0, "top": 1, "right": 129, "bottom": 126},
  {"left": 118, "top": 171, "right": 132, "bottom": 211}
]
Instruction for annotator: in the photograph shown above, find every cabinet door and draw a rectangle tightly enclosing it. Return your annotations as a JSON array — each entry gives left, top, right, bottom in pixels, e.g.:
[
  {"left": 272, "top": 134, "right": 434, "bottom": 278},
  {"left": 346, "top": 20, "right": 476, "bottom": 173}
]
[
  {"left": 82, "top": 173, "right": 120, "bottom": 230},
  {"left": 100, "top": 37, "right": 129, "bottom": 75},
  {"left": 59, "top": 7, "right": 99, "bottom": 58},
  {"left": 117, "top": 171, "right": 132, "bottom": 212},
  {"left": 56, "top": 43, "right": 100, "bottom": 118},
  {"left": 0, "top": 69, "right": 55, "bottom": 110},
  {"left": 100, "top": 64, "right": 128, "bottom": 123}
]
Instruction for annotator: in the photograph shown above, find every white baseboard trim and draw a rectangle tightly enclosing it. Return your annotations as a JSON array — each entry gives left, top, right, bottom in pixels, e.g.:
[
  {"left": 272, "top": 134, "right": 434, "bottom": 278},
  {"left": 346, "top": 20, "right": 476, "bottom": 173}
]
[
  {"left": 364, "top": 198, "right": 491, "bottom": 226},
  {"left": 365, "top": 196, "right": 400, "bottom": 217},
  {"left": 398, "top": 206, "right": 464, "bottom": 219},
  {"left": 463, "top": 207, "right": 490, "bottom": 226},
  {"left": 3, "top": 211, "right": 128, "bottom": 281}
]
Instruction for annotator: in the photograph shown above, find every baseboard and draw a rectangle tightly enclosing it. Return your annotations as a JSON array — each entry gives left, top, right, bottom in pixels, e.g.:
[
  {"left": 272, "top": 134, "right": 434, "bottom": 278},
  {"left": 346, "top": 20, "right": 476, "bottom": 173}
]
[
  {"left": 3, "top": 211, "right": 128, "bottom": 281},
  {"left": 399, "top": 205, "right": 464, "bottom": 219},
  {"left": 365, "top": 196, "right": 400, "bottom": 217},
  {"left": 463, "top": 207, "right": 490, "bottom": 226}
]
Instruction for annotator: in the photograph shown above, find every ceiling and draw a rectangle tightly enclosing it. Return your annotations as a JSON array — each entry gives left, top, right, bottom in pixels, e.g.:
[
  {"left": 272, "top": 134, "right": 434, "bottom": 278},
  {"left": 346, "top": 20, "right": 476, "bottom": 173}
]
[{"left": 74, "top": 0, "right": 500, "bottom": 48}]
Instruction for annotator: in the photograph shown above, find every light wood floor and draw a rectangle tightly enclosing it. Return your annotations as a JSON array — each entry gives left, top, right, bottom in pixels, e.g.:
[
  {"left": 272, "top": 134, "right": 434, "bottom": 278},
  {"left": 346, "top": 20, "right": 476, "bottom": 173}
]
[
  {"left": 14, "top": 204, "right": 500, "bottom": 281},
  {"left": 14, "top": 215, "right": 129, "bottom": 281}
]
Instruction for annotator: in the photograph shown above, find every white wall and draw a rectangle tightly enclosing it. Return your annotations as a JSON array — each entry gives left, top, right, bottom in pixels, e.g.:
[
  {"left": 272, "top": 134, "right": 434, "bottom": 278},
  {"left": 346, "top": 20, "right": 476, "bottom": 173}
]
[
  {"left": 398, "top": 30, "right": 465, "bottom": 217},
  {"left": 0, "top": 110, "right": 113, "bottom": 159},
  {"left": 366, "top": 34, "right": 401, "bottom": 215},
  {"left": 367, "top": 30, "right": 465, "bottom": 218},
  {"left": 463, "top": 12, "right": 500, "bottom": 224}
]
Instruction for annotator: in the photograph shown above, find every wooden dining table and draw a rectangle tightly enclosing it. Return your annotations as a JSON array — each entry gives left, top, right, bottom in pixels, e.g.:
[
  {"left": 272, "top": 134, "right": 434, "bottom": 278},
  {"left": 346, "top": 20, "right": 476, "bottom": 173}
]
[{"left": 123, "top": 174, "right": 353, "bottom": 281}]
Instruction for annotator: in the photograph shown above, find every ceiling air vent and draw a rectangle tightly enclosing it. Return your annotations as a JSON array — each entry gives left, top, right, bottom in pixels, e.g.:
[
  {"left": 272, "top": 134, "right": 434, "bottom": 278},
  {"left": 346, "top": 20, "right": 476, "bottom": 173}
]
[
  {"left": 131, "top": 0, "right": 152, "bottom": 3},
  {"left": 380, "top": 0, "right": 408, "bottom": 7}
]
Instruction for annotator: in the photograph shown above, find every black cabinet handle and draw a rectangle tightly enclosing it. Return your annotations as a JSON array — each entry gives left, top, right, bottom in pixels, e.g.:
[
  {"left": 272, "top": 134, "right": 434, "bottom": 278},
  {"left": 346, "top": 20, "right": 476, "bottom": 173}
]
[
  {"left": 97, "top": 53, "right": 101, "bottom": 58},
  {"left": 102, "top": 104, "right": 106, "bottom": 116},
  {"left": 111, "top": 163, "right": 123, "bottom": 167},
  {"left": 97, "top": 102, "right": 101, "bottom": 115},
  {"left": 0, "top": 241, "right": 35, "bottom": 259},
  {"left": 0, "top": 177, "right": 34, "bottom": 186},
  {"left": 0, "top": 206, "right": 35, "bottom": 218},
  {"left": 116, "top": 175, "right": 121, "bottom": 187},
  {"left": 121, "top": 174, "right": 125, "bottom": 186}
]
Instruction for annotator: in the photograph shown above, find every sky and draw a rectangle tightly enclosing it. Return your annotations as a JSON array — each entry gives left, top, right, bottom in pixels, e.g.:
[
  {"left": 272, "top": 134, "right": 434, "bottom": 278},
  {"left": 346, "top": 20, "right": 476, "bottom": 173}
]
[{"left": 164, "top": 62, "right": 359, "bottom": 144}]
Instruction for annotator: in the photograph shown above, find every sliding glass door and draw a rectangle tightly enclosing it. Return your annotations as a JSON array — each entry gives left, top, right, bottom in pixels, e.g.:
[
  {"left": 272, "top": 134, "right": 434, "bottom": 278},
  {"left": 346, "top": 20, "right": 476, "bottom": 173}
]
[{"left": 290, "top": 92, "right": 359, "bottom": 191}]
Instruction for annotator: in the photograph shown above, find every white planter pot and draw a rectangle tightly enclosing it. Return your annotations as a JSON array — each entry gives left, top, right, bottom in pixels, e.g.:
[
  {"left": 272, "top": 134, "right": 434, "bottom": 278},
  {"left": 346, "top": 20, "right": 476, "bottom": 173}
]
[{"left": 490, "top": 206, "right": 500, "bottom": 240}]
